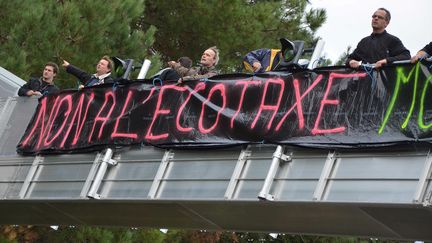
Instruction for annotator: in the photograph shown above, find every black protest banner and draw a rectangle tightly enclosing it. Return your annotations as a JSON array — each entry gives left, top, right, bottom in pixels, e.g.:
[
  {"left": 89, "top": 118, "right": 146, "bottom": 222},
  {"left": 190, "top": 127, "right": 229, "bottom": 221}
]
[{"left": 16, "top": 62, "right": 432, "bottom": 154}]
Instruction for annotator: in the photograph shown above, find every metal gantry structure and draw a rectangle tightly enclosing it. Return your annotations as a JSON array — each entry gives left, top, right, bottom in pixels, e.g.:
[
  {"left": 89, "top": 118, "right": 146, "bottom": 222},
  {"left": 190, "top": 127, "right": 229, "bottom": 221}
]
[{"left": 0, "top": 96, "right": 432, "bottom": 241}]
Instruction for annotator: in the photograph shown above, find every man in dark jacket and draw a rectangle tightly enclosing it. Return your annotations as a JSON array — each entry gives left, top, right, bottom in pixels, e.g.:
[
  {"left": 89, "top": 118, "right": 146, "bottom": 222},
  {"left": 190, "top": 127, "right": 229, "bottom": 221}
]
[
  {"left": 243, "top": 48, "right": 282, "bottom": 73},
  {"left": 411, "top": 42, "right": 432, "bottom": 62},
  {"left": 168, "top": 46, "right": 220, "bottom": 82},
  {"left": 346, "top": 8, "right": 410, "bottom": 69},
  {"left": 242, "top": 38, "right": 296, "bottom": 73},
  {"left": 62, "top": 55, "right": 114, "bottom": 87},
  {"left": 18, "top": 62, "right": 60, "bottom": 97}
]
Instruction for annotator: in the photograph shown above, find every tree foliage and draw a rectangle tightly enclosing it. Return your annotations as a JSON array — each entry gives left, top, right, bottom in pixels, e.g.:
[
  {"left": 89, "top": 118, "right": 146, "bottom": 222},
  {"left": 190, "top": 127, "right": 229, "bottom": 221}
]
[
  {"left": 0, "top": 0, "right": 327, "bottom": 88},
  {"left": 0, "top": 0, "right": 160, "bottom": 88},
  {"left": 0, "top": 226, "right": 408, "bottom": 243},
  {"left": 140, "top": 0, "right": 326, "bottom": 72}
]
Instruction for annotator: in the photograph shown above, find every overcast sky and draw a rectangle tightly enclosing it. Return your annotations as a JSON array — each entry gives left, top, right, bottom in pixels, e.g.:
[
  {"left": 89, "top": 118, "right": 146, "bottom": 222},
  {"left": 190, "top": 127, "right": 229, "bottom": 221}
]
[{"left": 308, "top": 0, "right": 432, "bottom": 63}]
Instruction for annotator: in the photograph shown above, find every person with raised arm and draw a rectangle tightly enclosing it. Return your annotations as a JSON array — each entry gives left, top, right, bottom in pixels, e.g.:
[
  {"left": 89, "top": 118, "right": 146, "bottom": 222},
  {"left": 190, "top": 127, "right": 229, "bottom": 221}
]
[{"left": 62, "top": 55, "right": 114, "bottom": 87}]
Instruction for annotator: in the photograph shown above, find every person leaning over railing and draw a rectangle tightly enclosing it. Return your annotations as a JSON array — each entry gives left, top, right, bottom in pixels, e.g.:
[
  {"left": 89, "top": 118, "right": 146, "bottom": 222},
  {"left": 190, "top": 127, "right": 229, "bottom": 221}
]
[
  {"left": 62, "top": 55, "right": 114, "bottom": 88},
  {"left": 18, "top": 62, "right": 60, "bottom": 97},
  {"left": 242, "top": 39, "right": 292, "bottom": 73},
  {"left": 411, "top": 42, "right": 432, "bottom": 63},
  {"left": 346, "top": 8, "right": 410, "bottom": 69}
]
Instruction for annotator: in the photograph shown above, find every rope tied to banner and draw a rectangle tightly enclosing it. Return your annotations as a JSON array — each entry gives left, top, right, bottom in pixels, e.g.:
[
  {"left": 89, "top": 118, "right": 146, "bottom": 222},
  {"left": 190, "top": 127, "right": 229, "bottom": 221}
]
[
  {"left": 362, "top": 64, "right": 377, "bottom": 92},
  {"left": 312, "top": 58, "right": 322, "bottom": 68},
  {"left": 76, "top": 80, "right": 81, "bottom": 91},
  {"left": 112, "top": 81, "right": 118, "bottom": 91},
  {"left": 152, "top": 78, "right": 163, "bottom": 87},
  {"left": 416, "top": 56, "right": 432, "bottom": 70},
  {"left": 200, "top": 78, "right": 210, "bottom": 83}
]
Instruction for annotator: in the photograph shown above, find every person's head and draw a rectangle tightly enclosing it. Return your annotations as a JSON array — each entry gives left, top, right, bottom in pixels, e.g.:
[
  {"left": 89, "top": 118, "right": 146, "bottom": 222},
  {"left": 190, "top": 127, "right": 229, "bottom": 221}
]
[
  {"left": 96, "top": 55, "right": 114, "bottom": 75},
  {"left": 42, "top": 62, "right": 59, "bottom": 83},
  {"left": 371, "top": 8, "right": 390, "bottom": 33},
  {"left": 178, "top": 56, "right": 193, "bottom": 68},
  {"left": 200, "top": 46, "right": 219, "bottom": 67}
]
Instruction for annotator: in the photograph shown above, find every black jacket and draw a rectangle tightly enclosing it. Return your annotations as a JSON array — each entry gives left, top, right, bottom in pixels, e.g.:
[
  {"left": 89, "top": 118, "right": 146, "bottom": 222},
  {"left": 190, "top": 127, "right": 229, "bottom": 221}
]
[
  {"left": 18, "top": 77, "right": 59, "bottom": 96},
  {"left": 66, "top": 64, "right": 113, "bottom": 87},
  {"left": 346, "top": 30, "right": 410, "bottom": 65}
]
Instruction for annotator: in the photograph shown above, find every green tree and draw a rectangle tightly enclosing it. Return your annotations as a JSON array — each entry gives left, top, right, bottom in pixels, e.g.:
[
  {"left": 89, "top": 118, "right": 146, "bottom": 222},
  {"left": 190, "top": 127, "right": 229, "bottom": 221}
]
[
  {"left": 0, "top": 0, "right": 160, "bottom": 89},
  {"left": 335, "top": 46, "right": 352, "bottom": 66},
  {"left": 0, "top": 226, "right": 411, "bottom": 242},
  {"left": 140, "top": 0, "right": 326, "bottom": 72},
  {"left": 0, "top": 225, "right": 165, "bottom": 243}
]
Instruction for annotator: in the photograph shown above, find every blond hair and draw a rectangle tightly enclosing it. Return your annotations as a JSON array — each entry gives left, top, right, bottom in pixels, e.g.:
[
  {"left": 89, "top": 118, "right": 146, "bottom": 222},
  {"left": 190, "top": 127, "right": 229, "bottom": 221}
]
[{"left": 208, "top": 46, "right": 220, "bottom": 66}]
